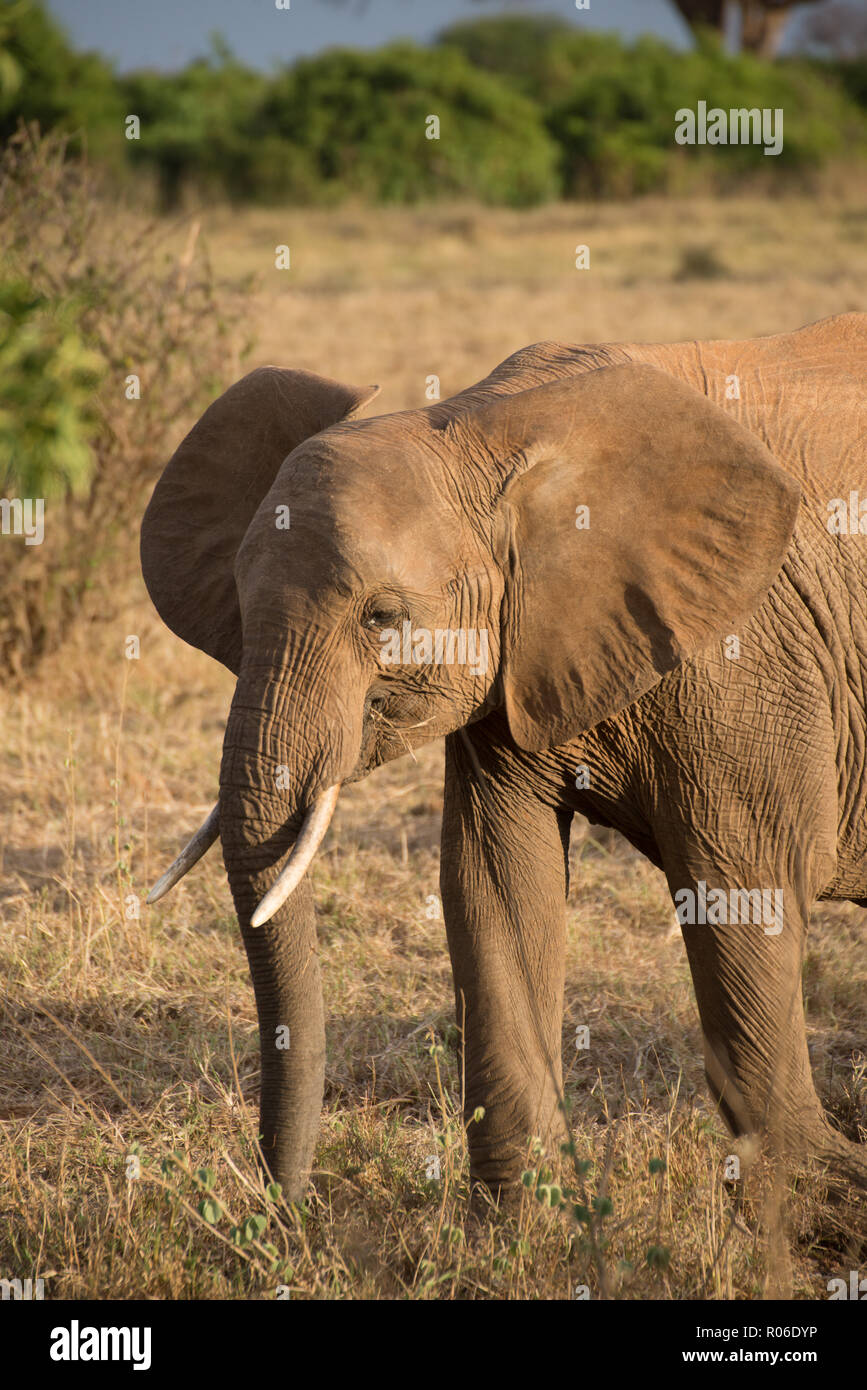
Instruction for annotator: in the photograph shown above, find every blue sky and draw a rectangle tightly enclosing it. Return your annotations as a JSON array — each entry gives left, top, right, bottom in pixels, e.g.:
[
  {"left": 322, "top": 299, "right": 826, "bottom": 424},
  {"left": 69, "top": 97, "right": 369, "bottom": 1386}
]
[
  {"left": 45, "top": 0, "right": 695, "bottom": 72},
  {"left": 45, "top": 0, "right": 827, "bottom": 74}
]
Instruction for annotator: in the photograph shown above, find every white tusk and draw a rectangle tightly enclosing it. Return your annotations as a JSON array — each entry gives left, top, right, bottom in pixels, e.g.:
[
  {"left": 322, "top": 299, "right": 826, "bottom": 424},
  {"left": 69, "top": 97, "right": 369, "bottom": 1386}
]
[
  {"left": 250, "top": 784, "right": 340, "bottom": 928},
  {"left": 146, "top": 804, "right": 220, "bottom": 904}
]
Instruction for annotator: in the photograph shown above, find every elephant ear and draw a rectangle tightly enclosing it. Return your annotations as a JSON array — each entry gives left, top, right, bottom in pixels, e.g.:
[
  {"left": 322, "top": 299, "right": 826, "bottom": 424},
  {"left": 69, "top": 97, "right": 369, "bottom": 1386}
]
[
  {"left": 141, "top": 367, "right": 380, "bottom": 673},
  {"left": 470, "top": 363, "right": 801, "bottom": 752}
]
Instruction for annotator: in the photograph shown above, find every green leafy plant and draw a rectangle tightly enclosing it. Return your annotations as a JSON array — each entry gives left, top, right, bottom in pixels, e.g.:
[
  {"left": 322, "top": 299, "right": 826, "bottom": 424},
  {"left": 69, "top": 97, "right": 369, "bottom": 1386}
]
[
  {"left": 251, "top": 41, "right": 561, "bottom": 207},
  {"left": 0, "top": 124, "right": 248, "bottom": 677},
  {"left": 0, "top": 277, "right": 103, "bottom": 497}
]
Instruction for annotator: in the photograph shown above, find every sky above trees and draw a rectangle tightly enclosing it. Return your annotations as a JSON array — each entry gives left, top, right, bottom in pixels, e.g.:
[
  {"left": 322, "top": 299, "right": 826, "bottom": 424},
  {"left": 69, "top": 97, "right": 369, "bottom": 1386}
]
[{"left": 43, "top": 0, "right": 707, "bottom": 72}]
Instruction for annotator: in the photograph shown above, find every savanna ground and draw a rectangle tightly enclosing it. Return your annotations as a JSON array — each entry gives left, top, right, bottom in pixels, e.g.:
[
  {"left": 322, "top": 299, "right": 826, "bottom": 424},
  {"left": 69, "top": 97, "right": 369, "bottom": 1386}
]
[{"left": 2, "top": 185, "right": 867, "bottom": 1299}]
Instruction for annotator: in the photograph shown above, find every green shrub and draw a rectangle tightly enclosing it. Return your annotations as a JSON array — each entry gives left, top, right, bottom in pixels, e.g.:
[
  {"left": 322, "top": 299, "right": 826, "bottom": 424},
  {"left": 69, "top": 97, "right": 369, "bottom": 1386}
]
[
  {"left": 0, "top": 0, "right": 123, "bottom": 160},
  {"left": 121, "top": 37, "right": 268, "bottom": 210},
  {"left": 437, "top": 14, "right": 579, "bottom": 103},
  {"left": 0, "top": 278, "right": 104, "bottom": 498},
  {"left": 0, "top": 126, "right": 248, "bottom": 677},
  {"left": 828, "top": 57, "right": 867, "bottom": 110},
  {"left": 545, "top": 34, "right": 867, "bottom": 196},
  {"left": 251, "top": 42, "right": 562, "bottom": 207}
]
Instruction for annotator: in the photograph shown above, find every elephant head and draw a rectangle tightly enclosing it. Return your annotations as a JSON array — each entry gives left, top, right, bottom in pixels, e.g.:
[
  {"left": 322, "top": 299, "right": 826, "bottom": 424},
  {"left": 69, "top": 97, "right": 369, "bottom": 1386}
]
[{"left": 140, "top": 351, "right": 800, "bottom": 1199}]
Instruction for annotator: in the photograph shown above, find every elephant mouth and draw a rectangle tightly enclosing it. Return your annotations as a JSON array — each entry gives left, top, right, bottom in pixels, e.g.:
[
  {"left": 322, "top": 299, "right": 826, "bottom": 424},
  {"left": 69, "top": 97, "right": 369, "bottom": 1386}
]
[{"left": 352, "top": 687, "right": 438, "bottom": 770}]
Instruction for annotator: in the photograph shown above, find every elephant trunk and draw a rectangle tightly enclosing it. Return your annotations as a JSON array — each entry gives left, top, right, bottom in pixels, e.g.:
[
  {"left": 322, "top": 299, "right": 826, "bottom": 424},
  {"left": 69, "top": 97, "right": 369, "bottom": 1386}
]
[
  {"left": 232, "top": 877, "right": 325, "bottom": 1201},
  {"left": 250, "top": 784, "right": 340, "bottom": 927},
  {"left": 218, "top": 642, "right": 354, "bottom": 1200}
]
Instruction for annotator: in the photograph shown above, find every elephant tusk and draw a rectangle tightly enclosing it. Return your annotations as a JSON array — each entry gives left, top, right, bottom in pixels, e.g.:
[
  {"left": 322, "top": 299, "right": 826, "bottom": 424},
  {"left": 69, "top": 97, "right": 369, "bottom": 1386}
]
[
  {"left": 250, "top": 784, "right": 340, "bottom": 928},
  {"left": 146, "top": 804, "right": 220, "bottom": 904}
]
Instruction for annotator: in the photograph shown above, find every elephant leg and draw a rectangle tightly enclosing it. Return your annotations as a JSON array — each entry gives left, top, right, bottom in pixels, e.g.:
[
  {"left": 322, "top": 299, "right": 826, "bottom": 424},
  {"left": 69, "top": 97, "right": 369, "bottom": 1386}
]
[
  {"left": 668, "top": 865, "right": 867, "bottom": 1186},
  {"left": 441, "top": 724, "right": 571, "bottom": 1199}
]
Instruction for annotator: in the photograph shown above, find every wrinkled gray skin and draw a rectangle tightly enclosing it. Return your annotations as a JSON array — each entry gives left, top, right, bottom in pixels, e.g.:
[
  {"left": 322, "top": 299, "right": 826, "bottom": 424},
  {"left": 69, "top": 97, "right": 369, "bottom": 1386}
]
[{"left": 141, "top": 313, "right": 867, "bottom": 1203}]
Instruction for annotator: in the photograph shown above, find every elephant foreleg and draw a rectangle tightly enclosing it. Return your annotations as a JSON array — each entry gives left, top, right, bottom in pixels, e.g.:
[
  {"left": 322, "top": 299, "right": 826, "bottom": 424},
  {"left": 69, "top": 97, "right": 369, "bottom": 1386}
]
[{"left": 441, "top": 725, "right": 572, "bottom": 1200}]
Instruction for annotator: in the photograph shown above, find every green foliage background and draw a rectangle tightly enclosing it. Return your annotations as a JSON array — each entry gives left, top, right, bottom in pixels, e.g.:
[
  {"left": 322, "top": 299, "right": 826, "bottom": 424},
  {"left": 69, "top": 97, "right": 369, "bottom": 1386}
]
[
  {"left": 2, "top": 2, "right": 867, "bottom": 209},
  {"left": 0, "top": 125, "right": 246, "bottom": 674},
  {"left": 0, "top": 278, "right": 103, "bottom": 499}
]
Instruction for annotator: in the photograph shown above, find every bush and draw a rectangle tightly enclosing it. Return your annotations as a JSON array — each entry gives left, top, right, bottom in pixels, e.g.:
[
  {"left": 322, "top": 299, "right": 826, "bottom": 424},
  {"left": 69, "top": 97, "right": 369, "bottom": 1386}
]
[
  {"left": 437, "top": 14, "right": 579, "bottom": 103},
  {"left": 117, "top": 34, "right": 563, "bottom": 209},
  {"left": 544, "top": 34, "right": 867, "bottom": 196},
  {"left": 121, "top": 37, "right": 268, "bottom": 210},
  {"left": 828, "top": 57, "right": 867, "bottom": 110},
  {"left": 0, "top": 0, "right": 124, "bottom": 161},
  {"left": 0, "top": 277, "right": 103, "bottom": 499},
  {"left": 0, "top": 126, "right": 250, "bottom": 677},
  {"left": 250, "top": 41, "right": 562, "bottom": 207}
]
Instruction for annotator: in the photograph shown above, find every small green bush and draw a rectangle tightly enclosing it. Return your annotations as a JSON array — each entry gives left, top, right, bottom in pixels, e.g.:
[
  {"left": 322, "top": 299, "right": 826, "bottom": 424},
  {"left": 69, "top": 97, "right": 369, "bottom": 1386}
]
[
  {"left": 0, "top": 126, "right": 248, "bottom": 677},
  {"left": 0, "top": 0, "right": 124, "bottom": 161},
  {"left": 0, "top": 278, "right": 103, "bottom": 498},
  {"left": 251, "top": 42, "right": 562, "bottom": 207},
  {"left": 829, "top": 57, "right": 867, "bottom": 110},
  {"left": 121, "top": 38, "right": 268, "bottom": 210},
  {"left": 546, "top": 35, "right": 867, "bottom": 196},
  {"left": 437, "top": 14, "right": 579, "bottom": 103}
]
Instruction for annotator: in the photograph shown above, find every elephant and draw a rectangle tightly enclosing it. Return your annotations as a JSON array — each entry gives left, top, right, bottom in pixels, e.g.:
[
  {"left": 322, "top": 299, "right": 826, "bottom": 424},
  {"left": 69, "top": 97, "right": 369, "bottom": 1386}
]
[{"left": 140, "top": 311, "right": 867, "bottom": 1204}]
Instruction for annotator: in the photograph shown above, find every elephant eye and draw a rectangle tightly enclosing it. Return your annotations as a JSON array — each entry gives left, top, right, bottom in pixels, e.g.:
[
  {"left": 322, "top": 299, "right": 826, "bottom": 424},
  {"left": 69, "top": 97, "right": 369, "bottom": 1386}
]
[{"left": 362, "top": 602, "right": 404, "bottom": 630}]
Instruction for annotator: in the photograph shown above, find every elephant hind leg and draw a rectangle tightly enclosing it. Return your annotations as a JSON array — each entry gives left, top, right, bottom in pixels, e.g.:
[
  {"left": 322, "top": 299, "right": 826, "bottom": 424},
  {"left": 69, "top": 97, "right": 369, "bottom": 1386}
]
[
  {"left": 669, "top": 869, "right": 867, "bottom": 1189},
  {"left": 701, "top": 1007, "right": 867, "bottom": 1189}
]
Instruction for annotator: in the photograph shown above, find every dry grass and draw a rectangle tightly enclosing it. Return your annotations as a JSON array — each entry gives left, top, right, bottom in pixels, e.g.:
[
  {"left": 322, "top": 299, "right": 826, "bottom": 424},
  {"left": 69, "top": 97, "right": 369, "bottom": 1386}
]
[
  {"left": 200, "top": 182, "right": 867, "bottom": 411},
  {"left": 1, "top": 191, "right": 866, "bottom": 1300}
]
